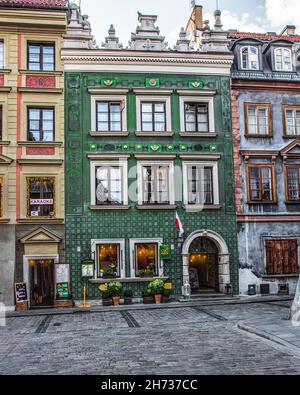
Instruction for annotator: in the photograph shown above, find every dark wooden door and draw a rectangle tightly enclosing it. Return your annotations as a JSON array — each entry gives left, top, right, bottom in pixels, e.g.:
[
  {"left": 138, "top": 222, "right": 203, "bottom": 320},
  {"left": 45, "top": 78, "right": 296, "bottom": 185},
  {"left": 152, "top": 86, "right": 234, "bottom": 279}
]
[
  {"left": 30, "top": 260, "right": 55, "bottom": 307},
  {"left": 266, "top": 240, "right": 298, "bottom": 275}
]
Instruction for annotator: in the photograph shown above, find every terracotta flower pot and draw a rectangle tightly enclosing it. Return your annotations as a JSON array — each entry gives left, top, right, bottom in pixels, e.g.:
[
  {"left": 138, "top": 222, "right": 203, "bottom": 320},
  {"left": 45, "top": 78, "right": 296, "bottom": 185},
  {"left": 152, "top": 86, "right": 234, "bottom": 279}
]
[
  {"left": 112, "top": 296, "right": 121, "bottom": 306},
  {"left": 154, "top": 294, "right": 162, "bottom": 304},
  {"left": 124, "top": 297, "right": 132, "bottom": 305}
]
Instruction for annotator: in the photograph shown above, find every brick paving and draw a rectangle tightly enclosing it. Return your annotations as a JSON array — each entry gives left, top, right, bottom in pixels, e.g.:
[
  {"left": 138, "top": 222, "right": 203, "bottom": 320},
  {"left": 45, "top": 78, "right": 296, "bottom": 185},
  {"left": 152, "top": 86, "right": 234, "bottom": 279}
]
[{"left": 0, "top": 302, "right": 300, "bottom": 375}]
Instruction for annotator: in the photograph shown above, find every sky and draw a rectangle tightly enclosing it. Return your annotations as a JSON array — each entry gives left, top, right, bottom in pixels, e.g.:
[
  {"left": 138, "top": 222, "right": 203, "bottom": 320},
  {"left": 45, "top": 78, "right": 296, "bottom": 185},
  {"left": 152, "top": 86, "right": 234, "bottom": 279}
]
[{"left": 75, "top": 0, "right": 300, "bottom": 47}]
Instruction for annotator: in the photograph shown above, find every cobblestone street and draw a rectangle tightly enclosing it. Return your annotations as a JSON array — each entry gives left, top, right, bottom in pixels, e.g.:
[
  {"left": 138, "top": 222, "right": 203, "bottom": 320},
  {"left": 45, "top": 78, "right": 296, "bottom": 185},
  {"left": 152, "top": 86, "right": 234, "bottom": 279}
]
[{"left": 1, "top": 301, "right": 300, "bottom": 375}]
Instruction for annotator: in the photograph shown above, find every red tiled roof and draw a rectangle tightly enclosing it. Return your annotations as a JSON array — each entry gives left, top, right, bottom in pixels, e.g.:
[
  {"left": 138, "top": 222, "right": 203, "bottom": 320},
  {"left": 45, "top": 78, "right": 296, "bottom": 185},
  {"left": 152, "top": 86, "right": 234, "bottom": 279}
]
[
  {"left": 228, "top": 31, "right": 300, "bottom": 43},
  {"left": 0, "top": 0, "right": 68, "bottom": 9}
]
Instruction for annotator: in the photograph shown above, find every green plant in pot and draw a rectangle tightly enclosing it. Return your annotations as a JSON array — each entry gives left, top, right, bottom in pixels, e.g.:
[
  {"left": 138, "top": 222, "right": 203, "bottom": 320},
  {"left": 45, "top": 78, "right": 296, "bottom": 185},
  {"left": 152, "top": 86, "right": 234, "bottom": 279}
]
[
  {"left": 148, "top": 279, "right": 164, "bottom": 304},
  {"left": 124, "top": 289, "right": 133, "bottom": 305},
  {"left": 142, "top": 288, "right": 154, "bottom": 304},
  {"left": 162, "top": 289, "right": 171, "bottom": 303},
  {"left": 101, "top": 290, "right": 112, "bottom": 306},
  {"left": 107, "top": 281, "right": 122, "bottom": 306}
]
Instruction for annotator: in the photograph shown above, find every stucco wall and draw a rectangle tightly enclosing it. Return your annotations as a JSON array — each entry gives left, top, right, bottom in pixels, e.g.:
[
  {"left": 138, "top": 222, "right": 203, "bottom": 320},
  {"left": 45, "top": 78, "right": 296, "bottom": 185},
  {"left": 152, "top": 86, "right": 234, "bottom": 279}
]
[{"left": 0, "top": 225, "right": 15, "bottom": 310}]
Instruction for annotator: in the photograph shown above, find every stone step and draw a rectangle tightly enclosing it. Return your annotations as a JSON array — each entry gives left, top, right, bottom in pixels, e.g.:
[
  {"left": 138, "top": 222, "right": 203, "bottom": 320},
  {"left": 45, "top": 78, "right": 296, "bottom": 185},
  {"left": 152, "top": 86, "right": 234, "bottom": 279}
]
[{"left": 178, "top": 294, "right": 239, "bottom": 303}]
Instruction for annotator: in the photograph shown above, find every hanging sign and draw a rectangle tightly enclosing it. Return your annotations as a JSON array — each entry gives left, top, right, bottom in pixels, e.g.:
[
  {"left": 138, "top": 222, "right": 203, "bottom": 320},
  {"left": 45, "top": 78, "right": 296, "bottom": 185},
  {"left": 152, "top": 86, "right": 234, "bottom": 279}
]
[
  {"left": 81, "top": 260, "right": 95, "bottom": 278},
  {"left": 30, "top": 199, "right": 53, "bottom": 205},
  {"left": 15, "top": 283, "right": 28, "bottom": 303},
  {"left": 160, "top": 244, "right": 172, "bottom": 260}
]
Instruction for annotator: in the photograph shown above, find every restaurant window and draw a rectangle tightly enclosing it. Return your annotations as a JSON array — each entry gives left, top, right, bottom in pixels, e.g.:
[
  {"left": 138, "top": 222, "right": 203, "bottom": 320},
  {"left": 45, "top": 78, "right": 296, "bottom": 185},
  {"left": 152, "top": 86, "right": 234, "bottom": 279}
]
[
  {"left": 141, "top": 102, "right": 166, "bottom": 132},
  {"left": 184, "top": 103, "right": 209, "bottom": 133},
  {"left": 96, "top": 101, "right": 122, "bottom": 132},
  {"left": 28, "top": 43, "right": 55, "bottom": 71},
  {"left": 247, "top": 165, "right": 275, "bottom": 203},
  {"left": 274, "top": 48, "right": 292, "bottom": 72},
  {"left": 241, "top": 46, "right": 259, "bottom": 70},
  {"left": 98, "top": 244, "right": 120, "bottom": 279},
  {"left": 95, "top": 165, "right": 123, "bottom": 206},
  {"left": 0, "top": 177, "right": 3, "bottom": 218},
  {"left": 28, "top": 108, "right": 54, "bottom": 142},
  {"left": 245, "top": 104, "right": 272, "bottom": 136},
  {"left": 140, "top": 164, "right": 172, "bottom": 205},
  {"left": 135, "top": 243, "right": 158, "bottom": 277},
  {"left": 0, "top": 41, "right": 4, "bottom": 69},
  {"left": 266, "top": 240, "right": 298, "bottom": 275},
  {"left": 27, "top": 177, "right": 55, "bottom": 218},
  {"left": 283, "top": 107, "right": 300, "bottom": 136},
  {"left": 286, "top": 166, "right": 300, "bottom": 202}
]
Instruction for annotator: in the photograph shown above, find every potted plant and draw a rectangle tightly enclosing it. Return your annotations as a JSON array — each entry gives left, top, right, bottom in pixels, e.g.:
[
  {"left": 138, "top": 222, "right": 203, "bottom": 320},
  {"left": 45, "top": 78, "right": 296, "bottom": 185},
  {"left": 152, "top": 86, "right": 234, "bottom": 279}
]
[
  {"left": 107, "top": 281, "right": 122, "bottom": 306},
  {"left": 102, "top": 290, "right": 112, "bottom": 306},
  {"left": 162, "top": 289, "right": 171, "bottom": 304},
  {"left": 148, "top": 279, "right": 164, "bottom": 304},
  {"left": 124, "top": 289, "right": 133, "bottom": 305},
  {"left": 144, "top": 269, "right": 154, "bottom": 278},
  {"left": 142, "top": 289, "right": 154, "bottom": 304},
  {"left": 104, "top": 268, "right": 116, "bottom": 279}
]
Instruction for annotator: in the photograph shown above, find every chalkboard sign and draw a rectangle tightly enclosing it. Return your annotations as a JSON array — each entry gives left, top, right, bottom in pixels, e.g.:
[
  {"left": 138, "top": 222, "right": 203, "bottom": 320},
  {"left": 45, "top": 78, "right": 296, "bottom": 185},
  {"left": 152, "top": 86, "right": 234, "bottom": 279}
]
[
  {"left": 56, "top": 282, "right": 70, "bottom": 300},
  {"left": 15, "top": 283, "right": 28, "bottom": 302}
]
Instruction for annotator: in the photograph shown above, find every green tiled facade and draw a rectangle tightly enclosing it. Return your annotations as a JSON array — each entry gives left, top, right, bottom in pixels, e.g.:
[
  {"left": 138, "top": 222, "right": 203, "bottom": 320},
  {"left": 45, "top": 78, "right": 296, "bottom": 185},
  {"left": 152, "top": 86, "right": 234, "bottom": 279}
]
[{"left": 65, "top": 71, "right": 239, "bottom": 301}]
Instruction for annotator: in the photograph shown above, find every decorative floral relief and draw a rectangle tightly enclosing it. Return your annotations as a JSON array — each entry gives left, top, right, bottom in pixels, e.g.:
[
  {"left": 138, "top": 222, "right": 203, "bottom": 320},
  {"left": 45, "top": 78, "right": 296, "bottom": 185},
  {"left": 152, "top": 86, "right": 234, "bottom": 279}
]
[{"left": 26, "top": 76, "right": 56, "bottom": 88}]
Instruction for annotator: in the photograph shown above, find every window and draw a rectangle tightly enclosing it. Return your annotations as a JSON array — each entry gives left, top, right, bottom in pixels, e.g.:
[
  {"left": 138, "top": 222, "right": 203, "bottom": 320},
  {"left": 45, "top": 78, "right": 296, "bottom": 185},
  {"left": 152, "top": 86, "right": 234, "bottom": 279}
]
[
  {"left": 274, "top": 48, "right": 292, "bottom": 71},
  {"left": 90, "top": 160, "right": 128, "bottom": 207},
  {"left": 28, "top": 108, "right": 54, "bottom": 142},
  {"left": 247, "top": 165, "right": 275, "bottom": 203},
  {"left": 27, "top": 177, "right": 55, "bottom": 218},
  {"left": 184, "top": 103, "right": 209, "bottom": 133},
  {"left": 140, "top": 164, "right": 172, "bottom": 205},
  {"left": 241, "top": 46, "right": 259, "bottom": 70},
  {"left": 245, "top": 104, "right": 272, "bottom": 136},
  {"left": 28, "top": 43, "right": 55, "bottom": 71},
  {"left": 266, "top": 240, "right": 298, "bottom": 275},
  {"left": 0, "top": 41, "right": 4, "bottom": 69},
  {"left": 135, "top": 243, "right": 158, "bottom": 277},
  {"left": 286, "top": 166, "right": 300, "bottom": 202},
  {"left": 96, "top": 101, "right": 122, "bottom": 132},
  {"left": 283, "top": 107, "right": 300, "bottom": 136},
  {"left": 141, "top": 102, "right": 166, "bottom": 132},
  {"left": 95, "top": 166, "right": 123, "bottom": 206},
  {"left": 183, "top": 162, "right": 219, "bottom": 207},
  {"left": 98, "top": 243, "right": 120, "bottom": 278},
  {"left": 0, "top": 105, "right": 2, "bottom": 141},
  {"left": 0, "top": 177, "right": 3, "bottom": 218}
]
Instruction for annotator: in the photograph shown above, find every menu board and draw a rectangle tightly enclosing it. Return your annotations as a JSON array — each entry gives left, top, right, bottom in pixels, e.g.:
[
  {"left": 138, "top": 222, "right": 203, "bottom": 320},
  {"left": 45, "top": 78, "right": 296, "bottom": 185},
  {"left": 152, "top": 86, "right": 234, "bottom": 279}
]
[
  {"left": 15, "top": 283, "right": 28, "bottom": 303},
  {"left": 56, "top": 282, "right": 70, "bottom": 300},
  {"left": 55, "top": 264, "right": 70, "bottom": 284}
]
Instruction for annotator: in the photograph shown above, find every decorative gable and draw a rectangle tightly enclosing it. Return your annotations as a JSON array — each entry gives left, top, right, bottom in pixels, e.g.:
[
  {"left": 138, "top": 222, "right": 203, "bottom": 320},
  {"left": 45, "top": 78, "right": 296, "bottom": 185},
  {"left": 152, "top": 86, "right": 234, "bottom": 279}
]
[
  {"left": 20, "top": 227, "right": 61, "bottom": 244},
  {"left": 281, "top": 138, "right": 300, "bottom": 160},
  {"left": 0, "top": 154, "right": 13, "bottom": 165}
]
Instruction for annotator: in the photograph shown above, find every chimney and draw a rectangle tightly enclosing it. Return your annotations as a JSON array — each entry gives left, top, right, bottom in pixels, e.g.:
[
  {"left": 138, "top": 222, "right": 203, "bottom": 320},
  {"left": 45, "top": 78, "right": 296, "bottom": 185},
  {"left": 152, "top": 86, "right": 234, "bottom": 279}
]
[
  {"left": 186, "top": 2, "right": 203, "bottom": 43},
  {"left": 280, "top": 25, "right": 296, "bottom": 36}
]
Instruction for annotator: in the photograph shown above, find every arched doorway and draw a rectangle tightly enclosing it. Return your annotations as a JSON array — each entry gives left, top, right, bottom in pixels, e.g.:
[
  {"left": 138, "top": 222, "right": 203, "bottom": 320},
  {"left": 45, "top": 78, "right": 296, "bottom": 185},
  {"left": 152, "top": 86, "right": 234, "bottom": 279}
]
[
  {"left": 182, "top": 230, "right": 231, "bottom": 294},
  {"left": 188, "top": 237, "right": 219, "bottom": 293}
]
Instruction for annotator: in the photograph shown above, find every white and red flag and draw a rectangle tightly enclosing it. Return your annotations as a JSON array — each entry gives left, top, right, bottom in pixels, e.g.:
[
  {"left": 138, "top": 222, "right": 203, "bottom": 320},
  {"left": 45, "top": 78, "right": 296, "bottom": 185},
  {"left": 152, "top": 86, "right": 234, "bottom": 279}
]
[{"left": 175, "top": 211, "right": 184, "bottom": 237}]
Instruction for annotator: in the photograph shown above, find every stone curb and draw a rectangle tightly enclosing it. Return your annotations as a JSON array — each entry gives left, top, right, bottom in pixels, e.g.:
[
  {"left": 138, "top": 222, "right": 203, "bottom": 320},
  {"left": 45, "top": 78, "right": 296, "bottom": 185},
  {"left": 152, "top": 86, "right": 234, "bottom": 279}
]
[
  {"left": 237, "top": 322, "right": 300, "bottom": 358},
  {"left": 5, "top": 295, "right": 293, "bottom": 318}
]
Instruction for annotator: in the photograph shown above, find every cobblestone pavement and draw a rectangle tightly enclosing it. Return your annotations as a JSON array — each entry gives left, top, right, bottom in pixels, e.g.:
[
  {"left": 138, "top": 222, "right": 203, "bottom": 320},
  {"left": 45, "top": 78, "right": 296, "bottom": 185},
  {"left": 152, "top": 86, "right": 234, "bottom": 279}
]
[{"left": 0, "top": 302, "right": 300, "bottom": 375}]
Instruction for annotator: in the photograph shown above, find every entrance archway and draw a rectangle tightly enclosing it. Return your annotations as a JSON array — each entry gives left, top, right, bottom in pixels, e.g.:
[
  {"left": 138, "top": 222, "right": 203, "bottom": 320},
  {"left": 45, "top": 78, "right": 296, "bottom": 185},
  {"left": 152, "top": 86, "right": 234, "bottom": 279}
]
[{"left": 182, "top": 230, "right": 230, "bottom": 294}]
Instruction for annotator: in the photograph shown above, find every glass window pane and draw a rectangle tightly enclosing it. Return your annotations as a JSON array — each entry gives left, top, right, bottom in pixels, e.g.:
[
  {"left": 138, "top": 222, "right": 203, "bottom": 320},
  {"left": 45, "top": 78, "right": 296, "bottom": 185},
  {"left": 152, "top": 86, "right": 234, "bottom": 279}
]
[
  {"left": 98, "top": 244, "right": 120, "bottom": 278},
  {"left": 154, "top": 122, "right": 166, "bottom": 132},
  {"left": 111, "top": 122, "right": 121, "bottom": 131},
  {"left": 97, "top": 102, "right": 108, "bottom": 112},
  {"left": 141, "top": 103, "right": 152, "bottom": 113},
  {"left": 155, "top": 103, "right": 165, "bottom": 112},
  {"left": 98, "top": 113, "right": 109, "bottom": 122},
  {"left": 142, "top": 122, "right": 153, "bottom": 132},
  {"left": 135, "top": 243, "right": 158, "bottom": 276},
  {"left": 142, "top": 113, "right": 152, "bottom": 122},
  {"left": 186, "top": 122, "right": 196, "bottom": 132},
  {"left": 29, "top": 109, "right": 40, "bottom": 120}
]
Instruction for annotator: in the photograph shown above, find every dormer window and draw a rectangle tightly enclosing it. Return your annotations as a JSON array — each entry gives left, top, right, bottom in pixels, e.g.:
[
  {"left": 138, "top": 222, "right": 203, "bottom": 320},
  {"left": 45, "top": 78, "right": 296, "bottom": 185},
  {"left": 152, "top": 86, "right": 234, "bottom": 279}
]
[
  {"left": 241, "top": 46, "right": 259, "bottom": 70},
  {"left": 274, "top": 48, "right": 292, "bottom": 71}
]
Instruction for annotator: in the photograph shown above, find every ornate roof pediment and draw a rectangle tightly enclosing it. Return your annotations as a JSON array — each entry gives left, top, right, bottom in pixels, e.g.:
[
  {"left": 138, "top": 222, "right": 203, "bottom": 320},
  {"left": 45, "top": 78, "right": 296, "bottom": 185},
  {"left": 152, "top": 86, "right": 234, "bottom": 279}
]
[
  {"left": 20, "top": 227, "right": 61, "bottom": 244},
  {"left": 281, "top": 138, "right": 300, "bottom": 158}
]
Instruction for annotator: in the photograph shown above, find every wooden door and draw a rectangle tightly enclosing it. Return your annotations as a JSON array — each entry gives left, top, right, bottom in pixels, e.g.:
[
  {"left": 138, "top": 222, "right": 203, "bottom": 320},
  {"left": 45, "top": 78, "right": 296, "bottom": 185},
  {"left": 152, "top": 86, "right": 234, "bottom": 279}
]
[
  {"left": 30, "top": 260, "right": 55, "bottom": 307},
  {"left": 266, "top": 240, "right": 298, "bottom": 275}
]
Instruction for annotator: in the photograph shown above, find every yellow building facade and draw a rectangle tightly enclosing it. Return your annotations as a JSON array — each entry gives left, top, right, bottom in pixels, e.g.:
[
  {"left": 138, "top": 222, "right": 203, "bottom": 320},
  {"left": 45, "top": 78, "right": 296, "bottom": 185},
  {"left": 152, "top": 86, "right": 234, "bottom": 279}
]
[{"left": 0, "top": 0, "right": 68, "bottom": 310}]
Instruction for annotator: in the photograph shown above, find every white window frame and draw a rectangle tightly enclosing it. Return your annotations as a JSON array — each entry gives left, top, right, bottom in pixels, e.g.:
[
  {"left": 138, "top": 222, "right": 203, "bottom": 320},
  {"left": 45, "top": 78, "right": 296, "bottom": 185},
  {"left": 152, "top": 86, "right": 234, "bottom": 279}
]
[
  {"left": 0, "top": 41, "right": 4, "bottom": 69},
  {"left": 240, "top": 46, "right": 259, "bottom": 70},
  {"left": 136, "top": 95, "right": 171, "bottom": 132},
  {"left": 274, "top": 47, "right": 292, "bottom": 72},
  {"left": 182, "top": 161, "right": 219, "bottom": 207},
  {"left": 90, "top": 160, "right": 128, "bottom": 206},
  {"left": 179, "top": 96, "right": 215, "bottom": 134},
  {"left": 91, "top": 95, "right": 127, "bottom": 132},
  {"left": 284, "top": 107, "right": 300, "bottom": 136},
  {"left": 91, "top": 239, "right": 126, "bottom": 279},
  {"left": 129, "top": 238, "right": 164, "bottom": 279},
  {"left": 137, "top": 160, "right": 175, "bottom": 205}
]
